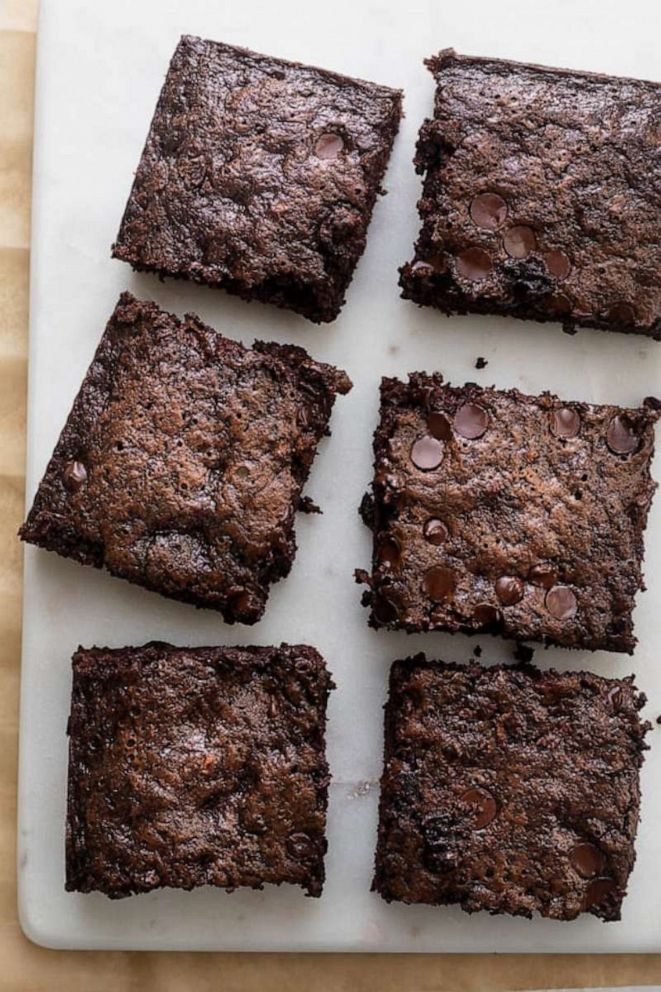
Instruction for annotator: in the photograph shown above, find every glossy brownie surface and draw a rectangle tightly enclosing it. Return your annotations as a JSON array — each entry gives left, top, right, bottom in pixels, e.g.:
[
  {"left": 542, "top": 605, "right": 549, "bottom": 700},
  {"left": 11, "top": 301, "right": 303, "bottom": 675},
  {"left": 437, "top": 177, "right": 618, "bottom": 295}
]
[
  {"left": 373, "top": 657, "right": 650, "bottom": 921},
  {"left": 66, "top": 642, "right": 333, "bottom": 898},
  {"left": 400, "top": 50, "right": 661, "bottom": 339},
  {"left": 358, "top": 374, "right": 659, "bottom": 652},
  {"left": 20, "top": 293, "right": 351, "bottom": 622},
  {"left": 113, "top": 36, "right": 402, "bottom": 322}
]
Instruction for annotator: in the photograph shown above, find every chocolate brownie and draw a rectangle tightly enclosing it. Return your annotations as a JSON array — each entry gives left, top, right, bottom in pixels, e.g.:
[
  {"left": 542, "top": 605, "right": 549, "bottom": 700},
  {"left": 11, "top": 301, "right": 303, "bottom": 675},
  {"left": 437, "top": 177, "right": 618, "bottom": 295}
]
[
  {"left": 400, "top": 50, "right": 661, "bottom": 339},
  {"left": 20, "top": 293, "right": 351, "bottom": 622},
  {"left": 112, "top": 36, "right": 402, "bottom": 323},
  {"left": 357, "top": 375, "right": 659, "bottom": 653},
  {"left": 66, "top": 642, "right": 333, "bottom": 899},
  {"left": 373, "top": 656, "right": 650, "bottom": 921}
]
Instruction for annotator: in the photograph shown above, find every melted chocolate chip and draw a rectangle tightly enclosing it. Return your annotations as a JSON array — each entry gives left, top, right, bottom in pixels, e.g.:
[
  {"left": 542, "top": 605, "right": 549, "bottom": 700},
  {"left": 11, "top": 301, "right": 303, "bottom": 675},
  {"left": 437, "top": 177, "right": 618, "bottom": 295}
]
[
  {"left": 545, "top": 585, "right": 578, "bottom": 620},
  {"left": 607, "top": 416, "right": 638, "bottom": 455},
  {"left": 550, "top": 407, "right": 581, "bottom": 438},
  {"left": 63, "top": 460, "right": 88, "bottom": 491},
  {"left": 454, "top": 403, "right": 489, "bottom": 439},
  {"left": 423, "top": 518, "right": 448, "bottom": 545},
  {"left": 495, "top": 576, "right": 524, "bottom": 606},
  {"left": 460, "top": 787, "right": 498, "bottom": 829},
  {"left": 543, "top": 292, "right": 572, "bottom": 315},
  {"left": 423, "top": 566, "right": 456, "bottom": 603},
  {"left": 456, "top": 248, "right": 492, "bottom": 281},
  {"left": 377, "top": 535, "right": 402, "bottom": 568},
  {"left": 543, "top": 249, "right": 572, "bottom": 279},
  {"left": 373, "top": 591, "right": 401, "bottom": 624},
  {"left": 583, "top": 876, "right": 617, "bottom": 909},
  {"left": 528, "top": 563, "right": 557, "bottom": 589},
  {"left": 570, "top": 843, "right": 605, "bottom": 879},
  {"left": 286, "top": 832, "right": 316, "bottom": 860},
  {"left": 410, "top": 435, "right": 444, "bottom": 471},
  {"left": 473, "top": 603, "right": 502, "bottom": 628},
  {"left": 315, "top": 133, "right": 344, "bottom": 159},
  {"left": 469, "top": 192, "right": 508, "bottom": 231},
  {"left": 608, "top": 301, "right": 636, "bottom": 325},
  {"left": 503, "top": 225, "right": 536, "bottom": 259},
  {"left": 427, "top": 411, "right": 452, "bottom": 440}
]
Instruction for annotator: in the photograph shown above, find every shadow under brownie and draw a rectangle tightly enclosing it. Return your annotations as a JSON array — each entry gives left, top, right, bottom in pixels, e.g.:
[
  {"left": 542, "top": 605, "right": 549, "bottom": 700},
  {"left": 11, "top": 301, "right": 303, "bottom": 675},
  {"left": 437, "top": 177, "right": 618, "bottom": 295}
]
[
  {"left": 112, "top": 36, "right": 403, "bottom": 323},
  {"left": 400, "top": 50, "right": 660, "bottom": 339},
  {"left": 373, "top": 656, "right": 650, "bottom": 921},
  {"left": 66, "top": 642, "right": 333, "bottom": 899},
  {"left": 20, "top": 292, "right": 351, "bottom": 623},
  {"left": 357, "top": 374, "right": 659, "bottom": 653}
]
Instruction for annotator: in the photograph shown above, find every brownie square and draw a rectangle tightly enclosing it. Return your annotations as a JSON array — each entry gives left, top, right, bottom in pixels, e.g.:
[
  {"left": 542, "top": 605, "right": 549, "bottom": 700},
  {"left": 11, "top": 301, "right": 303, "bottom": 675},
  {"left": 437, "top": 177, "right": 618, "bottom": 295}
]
[
  {"left": 66, "top": 642, "right": 333, "bottom": 899},
  {"left": 112, "top": 36, "right": 402, "bottom": 323},
  {"left": 373, "top": 656, "right": 650, "bottom": 921},
  {"left": 400, "top": 50, "right": 660, "bottom": 339},
  {"left": 357, "top": 374, "right": 659, "bottom": 653},
  {"left": 20, "top": 293, "right": 351, "bottom": 623}
]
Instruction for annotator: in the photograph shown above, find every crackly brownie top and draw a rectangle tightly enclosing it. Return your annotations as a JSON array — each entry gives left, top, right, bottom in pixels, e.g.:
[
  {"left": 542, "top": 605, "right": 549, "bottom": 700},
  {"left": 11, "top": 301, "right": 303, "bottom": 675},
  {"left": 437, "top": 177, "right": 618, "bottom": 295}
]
[
  {"left": 66, "top": 642, "right": 333, "bottom": 898},
  {"left": 20, "top": 293, "right": 351, "bottom": 622},
  {"left": 113, "top": 36, "right": 402, "bottom": 322},
  {"left": 359, "top": 374, "right": 659, "bottom": 652},
  {"left": 374, "top": 657, "right": 650, "bottom": 920},
  {"left": 401, "top": 50, "right": 661, "bottom": 338}
]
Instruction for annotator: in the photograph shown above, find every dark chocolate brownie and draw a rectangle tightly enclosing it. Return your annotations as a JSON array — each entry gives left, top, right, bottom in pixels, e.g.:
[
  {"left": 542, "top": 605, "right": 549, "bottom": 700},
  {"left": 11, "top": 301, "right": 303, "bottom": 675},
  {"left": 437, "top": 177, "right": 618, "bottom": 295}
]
[
  {"left": 112, "top": 36, "right": 402, "bottom": 323},
  {"left": 400, "top": 50, "right": 661, "bottom": 339},
  {"left": 20, "top": 293, "right": 351, "bottom": 622},
  {"left": 373, "top": 656, "right": 650, "bottom": 921},
  {"left": 66, "top": 642, "right": 333, "bottom": 899},
  {"left": 357, "top": 375, "right": 660, "bottom": 653}
]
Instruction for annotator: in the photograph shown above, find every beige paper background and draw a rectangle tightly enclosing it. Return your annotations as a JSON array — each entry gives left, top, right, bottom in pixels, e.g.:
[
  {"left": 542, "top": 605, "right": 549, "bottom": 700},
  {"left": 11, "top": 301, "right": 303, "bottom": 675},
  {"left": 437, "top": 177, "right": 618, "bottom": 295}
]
[{"left": 1, "top": 0, "right": 660, "bottom": 986}]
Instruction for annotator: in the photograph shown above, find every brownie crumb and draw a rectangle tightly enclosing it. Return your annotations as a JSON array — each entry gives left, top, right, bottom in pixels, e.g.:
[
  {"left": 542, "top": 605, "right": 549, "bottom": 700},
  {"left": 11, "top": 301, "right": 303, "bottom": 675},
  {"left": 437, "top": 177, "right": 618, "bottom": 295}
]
[
  {"left": 472, "top": 645, "right": 482, "bottom": 657},
  {"left": 513, "top": 643, "right": 535, "bottom": 664},
  {"left": 475, "top": 357, "right": 488, "bottom": 369}
]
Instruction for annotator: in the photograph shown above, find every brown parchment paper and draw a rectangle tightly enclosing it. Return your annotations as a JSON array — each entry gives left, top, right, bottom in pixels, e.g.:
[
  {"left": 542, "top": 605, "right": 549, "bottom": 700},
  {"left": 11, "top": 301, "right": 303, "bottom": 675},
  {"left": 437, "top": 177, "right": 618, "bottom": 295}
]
[{"left": 1, "top": 1, "right": 659, "bottom": 987}]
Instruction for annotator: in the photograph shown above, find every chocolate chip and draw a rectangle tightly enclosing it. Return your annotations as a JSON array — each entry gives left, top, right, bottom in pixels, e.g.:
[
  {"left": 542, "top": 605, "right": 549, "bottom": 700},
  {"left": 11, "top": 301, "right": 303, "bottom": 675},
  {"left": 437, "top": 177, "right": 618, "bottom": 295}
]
[
  {"left": 469, "top": 192, "right": 508, "bottom": 231},
  {"left": 583, "top": 876, "right": 617, "bottom": 910},
  {"left": 377, "top": 535, "right": 402, "bottom": 568},
  {"left": 607, "top": 415, "right": 638, "bottom": 455},
  {"left": 423, "top": 566, "right": 456, "bottom": 603},
  {"left": 543, "top": 292, "right": 572, "bottom": 315},
  {"left": 373, "top": 591, "right": 401, "bottom": 624},
  {"left": 423, "top": 518, "right": 448, "bottom": 545},
  {"left": 550, "top": 407, "right": 581, "bottom": 438},
  {"left": 543, "top": 249, "right": 572, "bottom": 279},
  {"left": 456, "top": 248, "right": 492, "bottom": 281},
  {"left": 503, "top": 225, "right": 536, "bottom": 258},
  {"left": 570, "top": 843, "right": 605, "bottom": 879},
  {"left": 454, "top": 403, "right": 489, "bottom": 439},
  {"left": 460, "top": 787, "right": 497, "bottom": 829},
  {"left": 315, "top": 133, "right": 344, "bottom": 159},
  {"left": 545, "top": 585, "right": 577, "bottom": 620},
  {"left": 286, "top": 832, "right": 316, "bottom": 860},
  {"left": 495, "top": 576, "right": 524, "bottom": 606},
  {"left": 608, "top": 301, "right": 636, "bottom": 325},
  {"left": 528, "top": 563, "right": 557, "bottom": 589},
  {"left": 427, "top": 411, "right": 452, "bottom": 440},
  {"left": 63, "top": 460, "right": 88, "bottom": 491},
  {"left": 410, "top": 435, "right": 444, "bottom": 471},
  {"left": 473, "top": 603, "right": 502, "bottom": 628}
]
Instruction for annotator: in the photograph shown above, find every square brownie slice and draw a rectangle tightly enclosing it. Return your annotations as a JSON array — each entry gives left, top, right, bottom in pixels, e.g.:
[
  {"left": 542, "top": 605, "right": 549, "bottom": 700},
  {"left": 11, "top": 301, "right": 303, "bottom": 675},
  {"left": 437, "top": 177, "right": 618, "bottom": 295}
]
[
  {"left": 357, "top": 375, "right": 659, "bottom": 653},
  {"left": 66, "top": 642, "right": 333, "bottom": 898},
  {"left": 112, "top": 36, "right": 402, "bottom": 323},
  {"left": 400, "top": 50, "right": 660, "bottom": 339},
  {"left": 373, "top": 657, "right": 650, "bottom": 921},
  {"left": 20, "top": 293, "right": 351, "bottom": 623}
]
